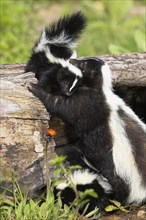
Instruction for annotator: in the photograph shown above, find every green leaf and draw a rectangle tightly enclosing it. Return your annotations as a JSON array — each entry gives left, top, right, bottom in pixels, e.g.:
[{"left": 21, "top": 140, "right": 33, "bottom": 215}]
[
  {"left": 0, "top": 205, "right": 12, "bottom": 210},
  {"left": 0, "top": 199, "right": 15, "bottom": 207},
  {"left": 51, "top": 156, "right": 66, "bottom": 166},
  {"left": 82, "top": 203, "right": 90, "bottom": 216},
  {"left": 105, "top": 205, "right": 118, "bottom": 212},
  {"left": 53, "top": 169, "right": 62, "bottom": 179},
  {"left": 110, "top": 200, "right": 121, "bottom": 208},
  {"left": 85, "top": 207, "right": 99, "bottom": 217},
  {"left": 69, "top": 165, "right": 82, "bottom": 170},
  {"left": 79, "top": 189, "right": 98, "bottom": 199},
  {"left": 120, "top": 206, "right": 129, "bottom": 213}
]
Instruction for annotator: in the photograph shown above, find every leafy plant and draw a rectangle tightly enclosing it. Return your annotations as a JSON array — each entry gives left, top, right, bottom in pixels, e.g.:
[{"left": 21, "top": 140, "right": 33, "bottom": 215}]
[
  {"left": 105, "top": 200, "right": 129, "bottom": 213},
  {"left": 0, "top": 156, "right": 99, "bottom": 220}
]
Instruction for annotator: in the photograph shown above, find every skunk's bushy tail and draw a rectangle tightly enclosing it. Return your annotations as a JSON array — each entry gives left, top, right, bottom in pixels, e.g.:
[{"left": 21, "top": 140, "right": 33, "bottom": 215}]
[
  {"left": 46, "top": 11, "right": 87, "bottom": 47},
  {"left": 34, "top": 11, "right": 87, "bottom": 58},
  {"left": 25, "top": 12, "right": 86, "bottom": 74}
]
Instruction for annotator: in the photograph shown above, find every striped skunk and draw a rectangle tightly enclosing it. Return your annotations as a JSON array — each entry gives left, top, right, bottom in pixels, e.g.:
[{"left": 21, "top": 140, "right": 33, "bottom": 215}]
[
  {"left": 28, "top": 57, "right": 146, "bottom": 208},
  {"left": 26, "top": 11, "right": 146, "bottom": 211},
  {"left": 25, "top": 11, "right": 86, "bottom": 95}
]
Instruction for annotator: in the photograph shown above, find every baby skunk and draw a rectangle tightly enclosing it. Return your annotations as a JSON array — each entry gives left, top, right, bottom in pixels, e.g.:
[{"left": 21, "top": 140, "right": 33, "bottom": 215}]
[
  {"left": 25, "top": 11, "right": 86, "bottom": 95},
  {"left": 29, "top": 57, "right": 146, "bottom": 208}
]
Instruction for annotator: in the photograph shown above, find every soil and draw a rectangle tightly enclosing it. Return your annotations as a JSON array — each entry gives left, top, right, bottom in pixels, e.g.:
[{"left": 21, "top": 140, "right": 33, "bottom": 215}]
[
  {"left": 79, "top": 205, "right": 146, "bottom": 220},
  {"left": 99, "top": 205, "right": 146, "bottom": 220}
]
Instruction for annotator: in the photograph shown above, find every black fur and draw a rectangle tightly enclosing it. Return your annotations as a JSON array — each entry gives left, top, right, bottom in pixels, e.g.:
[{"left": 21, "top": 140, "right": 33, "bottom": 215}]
[
  {"left": 27, "top": 58, "right": 124, "bottom": 203},
  {"left": 28, "top": 57, "right": 146, "bottom": 208}
]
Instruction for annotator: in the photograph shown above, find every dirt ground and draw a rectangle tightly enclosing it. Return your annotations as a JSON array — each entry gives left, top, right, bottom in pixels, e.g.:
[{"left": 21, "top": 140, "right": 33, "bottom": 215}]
[
  {"left": 79, "top": 205, "right": 146, "bottom": 220},
  {"left": 100, "top": 206, "right": 146, "bottom": 220}
]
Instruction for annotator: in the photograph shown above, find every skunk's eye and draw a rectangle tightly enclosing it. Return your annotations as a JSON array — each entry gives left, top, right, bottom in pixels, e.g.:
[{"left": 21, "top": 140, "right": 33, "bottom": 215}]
[
  {"left": 90, "top": 70, "right": 97, "bottom": 78},
  {"left": 80, "top": 61, "right": 88, "bottom": 69}
]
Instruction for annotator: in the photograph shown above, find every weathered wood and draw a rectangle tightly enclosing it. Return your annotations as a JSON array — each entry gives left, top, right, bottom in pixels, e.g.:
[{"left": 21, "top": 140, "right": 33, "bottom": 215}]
[
  {"left": 0, "top": 66, "right": 56, "bottom": 180},
  {"left": 102, "top": 52, "right": 146, "bottom": 86},
  {"left": 0, "top": 52, "right": 146, "bottom": 192}
]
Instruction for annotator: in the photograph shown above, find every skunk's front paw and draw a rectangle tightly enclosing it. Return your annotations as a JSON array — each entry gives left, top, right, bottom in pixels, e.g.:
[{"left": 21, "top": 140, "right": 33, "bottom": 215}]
[{"left": 28, "top": 83, "right": 49, "bottom": 100}]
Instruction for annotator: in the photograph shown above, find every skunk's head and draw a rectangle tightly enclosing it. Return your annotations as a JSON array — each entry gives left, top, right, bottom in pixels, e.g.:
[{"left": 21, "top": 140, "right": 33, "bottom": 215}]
[
  {"left": 70, "top": 57, "right": 112, "bottom": 90},
  {"left": 37, "top": 64, "right": 82, "bottom": 96}
]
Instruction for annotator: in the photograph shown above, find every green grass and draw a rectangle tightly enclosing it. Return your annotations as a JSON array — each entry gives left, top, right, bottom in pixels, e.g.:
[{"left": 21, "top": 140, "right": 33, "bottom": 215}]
[
  {"left": 1, "top": 0, "right": 145, "bottom": 64},
  {"left": 0, "top": 155, "right": 131, "bottom": 220},
  {"left": 0, "top": 156, "right": 99, "bottom": 220},
  {"left": 0, "top": 1, "right": 39, "bottom": 64}
]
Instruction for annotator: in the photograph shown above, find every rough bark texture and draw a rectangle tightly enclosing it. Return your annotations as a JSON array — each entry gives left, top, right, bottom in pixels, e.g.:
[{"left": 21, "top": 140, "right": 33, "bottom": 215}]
[
  {"left": 0, "top": 64, "right": 56, "bottom": 180},
  {"left": 0, "top": 52, "right": 146, "bottom": 196},
  {"left": 101, "top": 52, "right": 146, "bottom": 86}
]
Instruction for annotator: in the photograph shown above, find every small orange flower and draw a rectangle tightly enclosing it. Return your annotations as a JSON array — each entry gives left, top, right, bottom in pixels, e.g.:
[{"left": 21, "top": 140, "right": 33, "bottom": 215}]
[{"left": 47, "top": 128, "right": 56, "bottom": 137}]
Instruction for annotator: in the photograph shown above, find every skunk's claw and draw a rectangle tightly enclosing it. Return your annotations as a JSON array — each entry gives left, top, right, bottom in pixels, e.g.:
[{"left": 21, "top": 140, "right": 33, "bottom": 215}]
[
  {"left": 28, "top": 83, "right": 48, "bottom": 99},
  {"left": 28, "top": 83, "right": 39, "bottom": 94}
]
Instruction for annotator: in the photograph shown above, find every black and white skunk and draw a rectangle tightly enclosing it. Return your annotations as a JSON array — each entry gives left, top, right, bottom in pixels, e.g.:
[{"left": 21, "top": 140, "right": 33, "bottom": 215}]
[
  {"left": 26, "top": 11, "right": 146, "bottom": 211},
  {"left": 28, "top": 57, "right": 146, "bottom": 207},
  {"left": 25, "top": 11, "right": 86, "bottom": 95}
]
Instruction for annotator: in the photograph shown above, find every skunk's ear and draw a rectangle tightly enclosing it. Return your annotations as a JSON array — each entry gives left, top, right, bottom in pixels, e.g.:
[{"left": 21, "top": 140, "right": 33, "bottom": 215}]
[{"left": 69, "top": 58, "right": 78, "bottom": 66}]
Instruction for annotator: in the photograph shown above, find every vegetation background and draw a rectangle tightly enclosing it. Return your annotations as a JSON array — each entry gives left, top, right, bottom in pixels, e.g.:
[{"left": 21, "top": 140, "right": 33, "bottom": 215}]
[{"left": 1, "top": 0, "right": 146, "bottom": 64}]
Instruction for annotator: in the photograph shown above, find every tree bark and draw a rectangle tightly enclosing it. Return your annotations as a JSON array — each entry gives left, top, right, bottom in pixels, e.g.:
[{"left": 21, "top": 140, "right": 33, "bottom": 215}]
[
  {"left": 86, "top": 52, "right": 146, "bottom": 86},
  {"left": 0, "top": 64, "right": 56, "bottom": 180},
  {"left": 0, "top": 52, "right": 146, "bottom": 196}
]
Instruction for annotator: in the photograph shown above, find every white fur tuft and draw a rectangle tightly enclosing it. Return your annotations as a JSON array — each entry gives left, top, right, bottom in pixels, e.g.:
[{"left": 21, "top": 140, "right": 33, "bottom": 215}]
[
  {"left": 69, "top": 77, "right": 78, "bottom": 92},
  {"left": 34, "top": 29, "right": 48, "bottom": 53},
  {"left": 56, "top": 169, "right": 97, "bottom": 191},
  {"left": 83, "top": 157, "right": 112, "bottom": 193},
  {"left": 70, "top": 169, "right": 97, "bottom": 186},
  {"left": 56, "top": 182, "right": 68, "bottom": 191},
  {"left": 34, "top": 29, "right": 77, "bottom": 53},
  {"left": 101, "top": 63, "right": 112, "bottom": 90}
]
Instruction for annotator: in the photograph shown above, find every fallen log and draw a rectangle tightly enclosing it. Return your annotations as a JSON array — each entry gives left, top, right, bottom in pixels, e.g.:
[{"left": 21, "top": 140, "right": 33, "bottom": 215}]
[{"left": 0, "top": 52, "right": 146, "bottom": 197}]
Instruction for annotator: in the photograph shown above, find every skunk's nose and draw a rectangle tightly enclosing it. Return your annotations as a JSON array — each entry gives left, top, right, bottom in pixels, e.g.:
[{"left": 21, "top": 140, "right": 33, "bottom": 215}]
[{"left": 69, "top": 59, "right": 78, "bottom": 66}]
